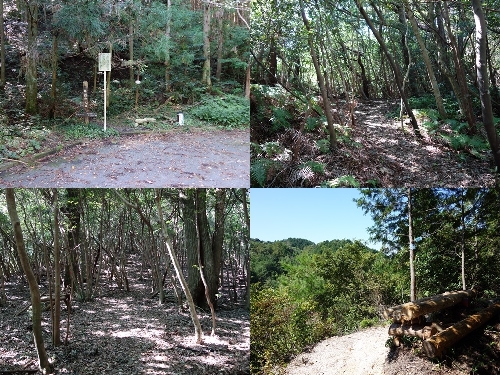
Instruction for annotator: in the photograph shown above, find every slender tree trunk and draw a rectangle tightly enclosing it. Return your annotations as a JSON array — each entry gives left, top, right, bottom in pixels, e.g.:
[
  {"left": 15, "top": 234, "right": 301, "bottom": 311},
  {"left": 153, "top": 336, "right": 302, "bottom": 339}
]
[
  {"left": 52, "top": 189, "right": 61, "bottom": 346},
  {"left": 6, "top": 189, "right": 51, "bottom": 373},
  {"left": 460, "top": 191, "right": 466, "bottom": 290},
  {"left": 0, "top": 0, "right": 5, "bottom": 87},
  {"left": 471, "top": 0, "right": 500, "bottom": 170},
  {"left": 165, "top": 0, "right": 171, "bottom": 92},
  {"left": 299, "top": 0, "right": 337, "bottom": 149},
  {"left": 406, "top": 3, "right": 446, "bottom": 119},
  {"left": 215, "top": 8, "right": 224, "bottom": 81},
  {"left": 241, "top": 189, "right": 250, "bottom": 309},
  {"left": 408, "top": 188, "right": 416, "bottom": 302},
  {"left": 212, "top": 189, "right": 225, "bottom": 294},
  {"left": 106, "top": 43, "right": 112, "bottom": 109},
  {"left": 441, "top": 1, "right": 476, "bottom": 134},
  {"left": 129, "top": 20, "right": 134, "bottom": 86},
  {"left": 25, "top": 2, "right": 38, "bottom": 115},
  {"left": 356, "top": 0, "right": 420, "bottom": 136},
  {"left": 202, "top": 3, "right": 212, "bottom": 89},
  {"left": 155, "top": 190, "right": 203, "bottom": 344},
  {"left": 48, "top": 32, "right": 58, "bottom": 119}
]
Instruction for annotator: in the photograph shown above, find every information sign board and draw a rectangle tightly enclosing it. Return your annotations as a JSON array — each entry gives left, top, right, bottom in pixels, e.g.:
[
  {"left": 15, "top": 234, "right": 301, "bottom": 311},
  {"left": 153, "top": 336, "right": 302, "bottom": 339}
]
[{"left": 99, "top": 53, "right": 111, "bottom": 72}]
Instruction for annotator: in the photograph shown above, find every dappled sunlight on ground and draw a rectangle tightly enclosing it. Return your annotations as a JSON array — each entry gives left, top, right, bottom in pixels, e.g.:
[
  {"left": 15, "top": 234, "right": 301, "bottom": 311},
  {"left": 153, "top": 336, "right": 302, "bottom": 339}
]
[{"left": 0, "top": 256, "right": 249, "bottom": 374}]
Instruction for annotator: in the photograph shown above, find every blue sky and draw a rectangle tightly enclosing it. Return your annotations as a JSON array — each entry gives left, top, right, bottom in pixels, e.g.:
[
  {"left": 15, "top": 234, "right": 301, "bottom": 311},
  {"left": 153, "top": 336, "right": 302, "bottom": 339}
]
[{"left": 250, "top": 188, "right": 381, "bottom": 249}]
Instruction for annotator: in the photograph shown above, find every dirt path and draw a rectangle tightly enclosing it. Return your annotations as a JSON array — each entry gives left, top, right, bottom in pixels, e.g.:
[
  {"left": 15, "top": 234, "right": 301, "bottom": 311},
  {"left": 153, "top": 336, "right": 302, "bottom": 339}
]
[
  {"left": 284, "top": 326, "right": 389, "bottom": 375},
  {"left": 0, "top": 129, "right": 249, "bottom": 187},
  {"left": 345, "top": 101, "right": 496, "bottom": 186}
]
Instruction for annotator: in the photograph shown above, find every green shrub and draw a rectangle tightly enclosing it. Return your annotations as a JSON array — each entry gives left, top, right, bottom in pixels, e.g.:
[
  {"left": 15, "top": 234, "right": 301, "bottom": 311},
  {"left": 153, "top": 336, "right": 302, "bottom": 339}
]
[
  {"left": 189, "top": 94, "right": 249, "bottom": 128},
  {"left": 251, "top": 286, "right": 328, "bottom": 374}
]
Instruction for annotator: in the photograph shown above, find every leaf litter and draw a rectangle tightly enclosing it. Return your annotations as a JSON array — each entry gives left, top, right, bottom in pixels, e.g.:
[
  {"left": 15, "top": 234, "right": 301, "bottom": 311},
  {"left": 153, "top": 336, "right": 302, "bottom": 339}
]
[{"left": 0, "top": 255, "right": 249, "bottom": 374}]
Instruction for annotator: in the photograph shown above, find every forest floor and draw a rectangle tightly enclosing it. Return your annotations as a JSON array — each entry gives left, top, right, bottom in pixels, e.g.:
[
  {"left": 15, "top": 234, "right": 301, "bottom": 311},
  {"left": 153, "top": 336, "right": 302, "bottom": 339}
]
[
  {"left": 0, "top": 256, "right": 250, "bottom": 374},
  {"left": 281, "top": 317, "right": 500, "bottom": 375},
  {"left": 0, "top": 127, "right": 249, "bottom": 187},
  {"left": 252, "top": 100, "right": 497, "bottom": 187}
]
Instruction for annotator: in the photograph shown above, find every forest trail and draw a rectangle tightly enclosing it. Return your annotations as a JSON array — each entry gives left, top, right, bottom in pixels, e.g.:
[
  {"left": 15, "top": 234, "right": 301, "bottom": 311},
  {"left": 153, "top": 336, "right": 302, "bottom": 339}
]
[
  {"left": 0, "top": 253, "right": 250, "bottom": 374},
  {"left": 344, "top": 100, "right": 495, "bottom": 186},
  {"left": 0, "top": 130, "right": 249, "bottom": 188},
  {"left": 284, "top": 326, "right": 389, "bottom": 375}
]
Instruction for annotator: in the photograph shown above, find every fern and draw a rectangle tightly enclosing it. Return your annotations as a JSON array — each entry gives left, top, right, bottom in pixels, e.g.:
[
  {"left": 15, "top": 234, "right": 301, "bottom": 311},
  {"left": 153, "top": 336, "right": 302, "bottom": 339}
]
[
  {"left": 271, "top": 108, "right": 292, "bottom": 132},
  {"left": 251, "top": 159, "right": 274, "bottom": 187},
  {"left": 299, "top": 161, "right": 325, "bottom": 175}
]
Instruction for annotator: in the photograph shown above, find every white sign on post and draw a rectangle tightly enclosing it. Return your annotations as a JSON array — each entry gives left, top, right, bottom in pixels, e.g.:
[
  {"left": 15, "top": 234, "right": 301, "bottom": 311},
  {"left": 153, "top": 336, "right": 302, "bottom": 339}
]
[{"left": 99, "top": 53, "right": 111, "bottom": 131}]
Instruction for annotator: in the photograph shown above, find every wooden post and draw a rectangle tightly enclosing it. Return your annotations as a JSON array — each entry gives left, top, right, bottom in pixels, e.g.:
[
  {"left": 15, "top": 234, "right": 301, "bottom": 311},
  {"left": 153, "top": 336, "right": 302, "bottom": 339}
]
[
  {"left": 83, "top": 81, "right": 89, "bottom": 124},
  {"left": 384, "top": 290, "right": 476, "bottom": 322},
  {"left": 423, "top": 302, "right": 500, "bottom": 358}
]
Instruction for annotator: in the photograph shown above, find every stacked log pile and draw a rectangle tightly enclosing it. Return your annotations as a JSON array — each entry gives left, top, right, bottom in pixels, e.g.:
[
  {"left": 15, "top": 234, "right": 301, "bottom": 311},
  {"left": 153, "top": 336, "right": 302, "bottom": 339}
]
[
  {"left": 383, "top": 290, "right": 500, "bottom": 357},
  {"left": 383, "top": 290, "right": 476, "bottom": 322}
]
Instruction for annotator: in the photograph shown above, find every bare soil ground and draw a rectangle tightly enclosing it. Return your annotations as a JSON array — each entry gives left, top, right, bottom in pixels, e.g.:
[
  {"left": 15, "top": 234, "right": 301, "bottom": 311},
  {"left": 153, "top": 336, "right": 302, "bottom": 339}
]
[
  {"left": 0, "top": 129, "right": 249, "bottom": 188},
  {"left": 0, "top": 256, "right": 250, "bottom": 374},
  {"left": 251, "top": 100, "right": 497, "bottom": 187},
  {"left": 281, "top": 317, "right": 500, "bottom": 375}
]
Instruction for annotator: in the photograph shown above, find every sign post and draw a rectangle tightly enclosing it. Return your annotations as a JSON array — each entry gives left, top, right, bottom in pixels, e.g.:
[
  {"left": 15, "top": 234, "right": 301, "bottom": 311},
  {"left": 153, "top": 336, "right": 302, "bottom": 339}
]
[{"left": 99, "top": 53, "right": 111, "bottom": 131}]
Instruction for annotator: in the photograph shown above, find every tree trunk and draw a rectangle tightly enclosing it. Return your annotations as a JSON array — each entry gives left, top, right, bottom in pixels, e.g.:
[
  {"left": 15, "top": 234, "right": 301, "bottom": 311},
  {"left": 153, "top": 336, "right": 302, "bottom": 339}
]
[
  {"left": 106, "top": 43, "right": 112, "bottom": 109},
  {"left": 441, "top": 1, "right": 476, "bottom": 135},
  {"left": 423, "top": 302, "right": 500, "bottom": 358},
  {"left": 196, "top": 190, "right": 217, "bottom": 309},
  {"left": 299, "top": 0, "right": 337, "bottom": 149},
  {"left": 164, "top": 0, "right": 171, "bottom": 92},
  {"left": 52, "top": 189, "right": 61, "bottom": 346},
  {"left": 356, "top": 0, "right": 420, "bottom": 136},
  {"left": 241, "top": 189, "right": 250, "bottom": 309},
  {"left": 202, "top": 4, "right": 212, "bottom": 89},
  {"left": 471, "top": 0, "right": 500, "bottom": 170},
  {"left": 384, "top": 289, "right": 476, "bottom": 322},
  {"left": 48, "top": 32, "right": 58, "bottom": 119},
  {"left": 129, "top": 19, "right": 134, "bottom": 86},
  {"left": 196, "top": 201, "right": 216, "bottom": 336},
  {"left": 215, "top": 8, "right": 224, "bottom": 81},
  {"left": 156, "top": 190, "right": 203, "bottom": 344},
  {"left": 408, "top": 188, "right": 416, "bottom": 302},
  {"left": 6, "top": 189, "right": 51, "bottom": 373},
  {"left": 0, "top": 0, "right": 5, "bottom": 87},
  {"left": 182, "top": 190, "right": 203, "bottom": 305},
  {"left": 25, "top": 2, "right": 38, "bottom": 115},
  {"left": 406, "top": 3, "right": 446, "bottom": 119},
  {"left": 212, "top": 189, "right": 225, "bottom": 294}
]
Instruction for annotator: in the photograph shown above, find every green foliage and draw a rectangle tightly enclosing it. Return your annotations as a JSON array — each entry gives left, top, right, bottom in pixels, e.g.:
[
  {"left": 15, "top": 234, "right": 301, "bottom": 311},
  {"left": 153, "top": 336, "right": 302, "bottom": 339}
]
[
  {"left": 270, "top": 107, "right": 292, "bottom": 132},
  {"left": 189, "top": 95, "right": 249, "bottom": 128},
  {"left": 250, "top": 286, "right": 330, "bottom": 374},
  {"left": 251, "top": 240, "right": 400, "bottom": 374},
  {"left": 62, "top": 122, "right": 119, "bottom": 140},
  {"left": 409, "top": 95, "right": 437, "bottom": 110},
  {"left": 322, "top": 175, "right": 360, "bottom": 187},
  {"left": 315, "top": 139, "right": 331, "bottom": 154},
  {"left": 305, "top": 117, "right": 321, "bottom": 132},
  {"left": 299, "top": 161, "right": 325, "bottom": 175},
  {"left": 250, "top": 158, "right": 276, "bottom": 187}
]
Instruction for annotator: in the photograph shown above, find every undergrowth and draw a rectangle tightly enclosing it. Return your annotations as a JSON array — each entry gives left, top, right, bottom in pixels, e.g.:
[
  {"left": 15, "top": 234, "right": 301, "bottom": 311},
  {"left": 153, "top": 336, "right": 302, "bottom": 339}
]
[
  {"left": 62, "top": 121, "right": 119, "bottom": 140},
  {"left": 189, "top": 94, "right": 249, "bottom": 128}
]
